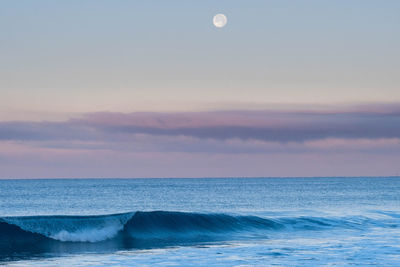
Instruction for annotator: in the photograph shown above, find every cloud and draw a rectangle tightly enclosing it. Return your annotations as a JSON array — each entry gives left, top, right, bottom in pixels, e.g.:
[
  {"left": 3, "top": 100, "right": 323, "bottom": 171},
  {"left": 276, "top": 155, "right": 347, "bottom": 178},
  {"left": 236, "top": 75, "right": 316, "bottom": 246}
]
[
  {"left": 1, "top": 104, "right": 400, "bottom": 144},
  {"left": 1, "top": 104, "right": 400, "bottom": 178}
]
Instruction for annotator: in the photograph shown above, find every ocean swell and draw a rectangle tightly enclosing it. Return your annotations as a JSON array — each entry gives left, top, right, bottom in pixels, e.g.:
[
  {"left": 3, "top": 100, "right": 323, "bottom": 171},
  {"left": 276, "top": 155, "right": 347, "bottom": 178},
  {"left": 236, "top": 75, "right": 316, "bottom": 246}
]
[{"left": 0, "top": 210, "right": 398, "bottom": 259}]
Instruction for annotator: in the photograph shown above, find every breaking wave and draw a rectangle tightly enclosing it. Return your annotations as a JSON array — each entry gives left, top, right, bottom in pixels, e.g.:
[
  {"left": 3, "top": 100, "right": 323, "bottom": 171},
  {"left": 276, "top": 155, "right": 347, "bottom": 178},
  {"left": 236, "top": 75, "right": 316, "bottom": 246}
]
[{"left": 1, "top": 210, "right": 398, "bottom": 260}]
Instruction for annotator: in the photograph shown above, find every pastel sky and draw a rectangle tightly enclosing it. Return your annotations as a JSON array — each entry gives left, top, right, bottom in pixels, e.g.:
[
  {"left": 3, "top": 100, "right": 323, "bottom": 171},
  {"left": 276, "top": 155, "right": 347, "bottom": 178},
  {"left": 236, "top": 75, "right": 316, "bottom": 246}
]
[{"left": 1, "top": 1, "right": 399, "bottom": 178}]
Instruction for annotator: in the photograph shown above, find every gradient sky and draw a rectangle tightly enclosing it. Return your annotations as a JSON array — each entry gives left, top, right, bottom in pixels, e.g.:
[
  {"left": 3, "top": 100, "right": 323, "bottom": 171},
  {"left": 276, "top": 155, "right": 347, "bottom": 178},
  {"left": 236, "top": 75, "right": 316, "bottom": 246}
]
[{"left": 1, "top": 1, "right": 399, "bottom": 178}]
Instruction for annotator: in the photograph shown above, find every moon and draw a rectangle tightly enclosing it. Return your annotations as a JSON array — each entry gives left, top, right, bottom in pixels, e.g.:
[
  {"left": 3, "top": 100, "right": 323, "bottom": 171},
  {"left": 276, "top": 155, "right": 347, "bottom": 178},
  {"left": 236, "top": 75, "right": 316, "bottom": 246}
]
[{"left": 213, "top": 14, "right": 227, "bottom": 28}]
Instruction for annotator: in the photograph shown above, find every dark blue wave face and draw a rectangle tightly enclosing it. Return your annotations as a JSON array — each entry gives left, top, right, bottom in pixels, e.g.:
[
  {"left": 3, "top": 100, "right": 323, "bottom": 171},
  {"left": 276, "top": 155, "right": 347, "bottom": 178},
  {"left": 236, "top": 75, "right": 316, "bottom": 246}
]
[{"left": 1, "top": 210, "right": 399, "bottom": 262}]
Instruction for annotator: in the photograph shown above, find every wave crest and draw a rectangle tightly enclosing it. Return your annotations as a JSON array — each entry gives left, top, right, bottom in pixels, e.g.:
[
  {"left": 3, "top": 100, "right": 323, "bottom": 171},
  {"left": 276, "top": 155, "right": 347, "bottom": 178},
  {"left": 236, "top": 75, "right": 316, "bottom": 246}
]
[{"left": 1, "top": 210, "right": 398, "bottom": 247}]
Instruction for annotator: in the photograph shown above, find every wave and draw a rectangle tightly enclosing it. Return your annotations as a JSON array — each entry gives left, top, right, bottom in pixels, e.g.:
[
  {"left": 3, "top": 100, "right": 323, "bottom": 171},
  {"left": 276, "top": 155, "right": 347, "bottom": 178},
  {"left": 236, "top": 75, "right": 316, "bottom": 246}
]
[
  {"left": 0, "top": 211, "right": 398, "bottom": 260},
  {"left": 1, "top": 212, "right": 134, "bottom": 242}
]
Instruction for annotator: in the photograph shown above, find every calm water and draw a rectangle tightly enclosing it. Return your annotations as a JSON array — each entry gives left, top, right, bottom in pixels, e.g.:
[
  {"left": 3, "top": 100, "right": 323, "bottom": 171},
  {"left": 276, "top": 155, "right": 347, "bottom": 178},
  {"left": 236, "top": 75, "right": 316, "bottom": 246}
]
[{"left": 1, "top": 177, "right": 400, "bottom": 266}]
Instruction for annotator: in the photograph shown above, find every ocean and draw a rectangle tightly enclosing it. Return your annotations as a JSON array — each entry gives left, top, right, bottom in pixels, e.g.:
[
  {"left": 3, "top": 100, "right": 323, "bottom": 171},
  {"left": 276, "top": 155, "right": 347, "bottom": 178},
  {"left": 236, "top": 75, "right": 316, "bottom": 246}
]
[{"left": 1, "top": 177, "right": 400, "bottom": 266}]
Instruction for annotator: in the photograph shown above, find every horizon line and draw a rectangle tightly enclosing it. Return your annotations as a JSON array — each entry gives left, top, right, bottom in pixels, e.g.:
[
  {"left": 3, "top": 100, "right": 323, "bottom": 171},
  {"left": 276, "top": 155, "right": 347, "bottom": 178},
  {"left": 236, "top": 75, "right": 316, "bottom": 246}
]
[{"left": 1, "top": 176, "right": 400, "bottom": 180}]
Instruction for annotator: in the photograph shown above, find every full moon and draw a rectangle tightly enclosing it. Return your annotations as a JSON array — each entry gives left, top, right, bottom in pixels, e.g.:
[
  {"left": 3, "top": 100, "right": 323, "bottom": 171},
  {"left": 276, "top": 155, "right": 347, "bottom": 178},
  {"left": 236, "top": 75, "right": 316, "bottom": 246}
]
[{"left": 213, "top": 14, "right": 227, "bottom": 28}]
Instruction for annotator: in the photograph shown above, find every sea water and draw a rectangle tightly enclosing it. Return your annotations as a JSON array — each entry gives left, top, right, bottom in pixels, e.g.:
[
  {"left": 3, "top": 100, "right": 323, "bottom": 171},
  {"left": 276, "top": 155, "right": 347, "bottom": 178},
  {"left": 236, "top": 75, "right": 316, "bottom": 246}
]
[{"left": 1, "top": 177, "right": 400, "bottom": 266}]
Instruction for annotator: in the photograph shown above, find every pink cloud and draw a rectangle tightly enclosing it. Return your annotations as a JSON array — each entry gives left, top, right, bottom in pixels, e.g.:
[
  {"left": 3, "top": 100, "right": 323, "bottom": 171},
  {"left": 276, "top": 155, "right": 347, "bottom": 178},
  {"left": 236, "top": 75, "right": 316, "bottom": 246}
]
[{"left": 1, "top": 103, "right": 400, "bottom": 178}]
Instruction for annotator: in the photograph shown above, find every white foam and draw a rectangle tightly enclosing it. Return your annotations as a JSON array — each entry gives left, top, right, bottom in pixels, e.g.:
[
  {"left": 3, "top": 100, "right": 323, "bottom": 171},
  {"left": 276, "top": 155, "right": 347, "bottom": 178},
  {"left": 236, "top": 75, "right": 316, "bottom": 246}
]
[{"left": 50, "top": 225, "right": 123, "bottom": 242}]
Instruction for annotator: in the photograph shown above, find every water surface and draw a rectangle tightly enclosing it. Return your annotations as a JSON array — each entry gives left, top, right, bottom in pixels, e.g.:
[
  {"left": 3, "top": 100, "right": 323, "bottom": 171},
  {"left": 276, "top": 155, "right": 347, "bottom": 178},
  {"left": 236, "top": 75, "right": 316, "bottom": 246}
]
[{"left": 1, "top": 177, "right": 400, "bottom": 266}]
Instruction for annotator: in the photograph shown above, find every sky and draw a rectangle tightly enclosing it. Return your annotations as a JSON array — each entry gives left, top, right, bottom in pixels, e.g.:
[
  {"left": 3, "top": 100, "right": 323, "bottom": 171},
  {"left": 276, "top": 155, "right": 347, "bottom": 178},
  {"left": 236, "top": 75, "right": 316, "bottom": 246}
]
[{"left": 0, "top": 1, "right": 399, "bottom": 178}]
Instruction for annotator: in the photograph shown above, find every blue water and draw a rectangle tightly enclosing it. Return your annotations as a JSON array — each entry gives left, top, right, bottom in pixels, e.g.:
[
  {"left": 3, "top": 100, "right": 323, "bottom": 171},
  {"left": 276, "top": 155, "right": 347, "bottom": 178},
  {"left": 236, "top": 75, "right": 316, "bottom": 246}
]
[{"left": 1, "top": 177, "right": 400, "bottom": 266}]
